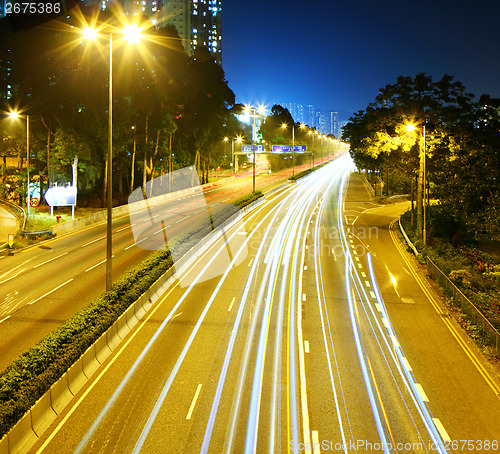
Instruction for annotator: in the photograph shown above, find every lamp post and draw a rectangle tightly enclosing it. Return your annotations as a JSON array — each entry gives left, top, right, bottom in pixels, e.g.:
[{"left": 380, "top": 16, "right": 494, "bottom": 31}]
[
  {"left": 282, "top": 122, "right": 296, "bottom": 176},
  {"left": 406, "top": 123, "right": 427, "bottom": 245},
  {"left": 83, "top": 24, "right": 143, "bottom": 292},
  {"left": 8, "top": 111, "right": 30, "bottom": 215},
  {"left": 224, "top": 136, "right": 242, "bottom": 173}
]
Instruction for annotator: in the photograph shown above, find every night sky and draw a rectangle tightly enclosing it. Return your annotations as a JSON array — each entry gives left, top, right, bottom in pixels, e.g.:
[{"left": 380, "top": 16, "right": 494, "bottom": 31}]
[{"left": 223, "top": 0, "right": 500, "bottom": 118}]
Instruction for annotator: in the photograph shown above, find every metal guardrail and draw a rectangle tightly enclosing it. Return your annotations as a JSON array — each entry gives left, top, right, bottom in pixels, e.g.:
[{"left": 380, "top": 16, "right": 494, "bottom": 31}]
[
  {"left": 398, "top": 218, "right": 420, "bottom": 256},
  {"left": 0, "top": 198, "right": 26, "bottom": 231},
  {"left": 427, "top": 257, "right": 500, "bottom": 358}
]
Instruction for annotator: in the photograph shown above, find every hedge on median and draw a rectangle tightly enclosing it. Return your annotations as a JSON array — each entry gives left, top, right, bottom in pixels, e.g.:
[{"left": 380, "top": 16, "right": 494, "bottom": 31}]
[{"left": 0, "top": 190, "right": 264, "bottom": 437}]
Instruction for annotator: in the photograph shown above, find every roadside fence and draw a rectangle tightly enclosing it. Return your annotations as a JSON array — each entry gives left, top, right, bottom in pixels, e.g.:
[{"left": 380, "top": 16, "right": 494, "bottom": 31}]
[{"left": 427, "top": 257, "right": 500, "bottom": 358}]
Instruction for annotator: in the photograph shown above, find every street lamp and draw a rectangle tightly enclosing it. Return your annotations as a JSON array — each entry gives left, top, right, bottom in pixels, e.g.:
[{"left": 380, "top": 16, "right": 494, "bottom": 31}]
[
  {"left": 406, "top": 123, "right": 427, "bottom": 245},
  {"left": 8, "top": 111, "right": 30, "bottom": 215},
  {"left": 281, "top": 122, "right": 296, "bottom": 176},
  {"left": 83, "top": 24, "right": 144, "bottom": 292}
]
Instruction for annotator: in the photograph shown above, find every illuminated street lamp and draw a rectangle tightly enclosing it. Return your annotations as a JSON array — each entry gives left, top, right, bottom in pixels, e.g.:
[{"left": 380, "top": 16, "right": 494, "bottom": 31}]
[
  {"left": 8, "top": 111, "right": 30, "bottom": 215},
  {"left": 281, "top": 122, "right": 296, "bottom": 176},
  {"left": 83, "top": 24, "right": 144, "bottom": 292},
  {"left": 406, "top": 123, "right": 427, "bottom": 245}
]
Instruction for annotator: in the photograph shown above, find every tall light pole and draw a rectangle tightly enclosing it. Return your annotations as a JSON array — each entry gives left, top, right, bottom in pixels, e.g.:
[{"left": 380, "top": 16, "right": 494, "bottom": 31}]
[
  {"left": 406, "top": 123, "right": 427, "bottom": 245},
  {"left": 83, "top": 23, "right": 143, "bottom": 292},
  {"left": 245, "top": 105, "right": 265, "bottom": 192},
  {"left": 282, "top": 122, "right": 296, "bottom": 176},
  {"left": 8, "top": 111, "right": 30, "bottom": 215}
]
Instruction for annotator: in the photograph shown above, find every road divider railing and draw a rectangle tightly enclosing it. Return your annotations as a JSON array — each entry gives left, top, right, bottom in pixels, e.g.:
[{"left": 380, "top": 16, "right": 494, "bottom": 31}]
[
  {"left": 0, "top": 187, "right": 271, "bottom": 454},
  {"left": 427, "top": 257, "right": 500, "bottom": 358}
]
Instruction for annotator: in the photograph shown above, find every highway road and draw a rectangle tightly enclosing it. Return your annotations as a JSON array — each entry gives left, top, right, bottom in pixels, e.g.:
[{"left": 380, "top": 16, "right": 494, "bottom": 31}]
[
  {"left": 28, "top": 154, "right": 500, "bottom": 453},
  {"left": 0, "top": 159, "right": 330, "bottom": 372}
]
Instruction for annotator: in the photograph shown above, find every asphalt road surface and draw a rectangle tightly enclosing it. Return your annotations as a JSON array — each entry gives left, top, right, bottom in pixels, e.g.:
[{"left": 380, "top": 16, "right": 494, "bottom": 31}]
[{"left": 28, "top": 155, "right": 500, "bottom": 454}]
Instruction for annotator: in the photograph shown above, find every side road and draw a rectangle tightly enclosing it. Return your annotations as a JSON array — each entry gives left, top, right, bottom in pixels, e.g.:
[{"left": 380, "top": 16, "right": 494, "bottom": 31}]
[{"left": 345, "top": 172, "right": 500, "bottom": 444}]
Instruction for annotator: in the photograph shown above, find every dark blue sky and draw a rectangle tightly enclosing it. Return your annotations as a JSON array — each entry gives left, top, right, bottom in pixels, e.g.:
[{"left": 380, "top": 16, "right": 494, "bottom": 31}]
[{"left": 223, "top": 0, "right": 500, "bottom": 118}]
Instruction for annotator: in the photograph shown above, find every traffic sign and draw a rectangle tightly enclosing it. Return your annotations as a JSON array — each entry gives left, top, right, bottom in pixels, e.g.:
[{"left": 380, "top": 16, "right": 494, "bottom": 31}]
[{"left": 44, "top": 185, "right": 77, "bottom": 207}]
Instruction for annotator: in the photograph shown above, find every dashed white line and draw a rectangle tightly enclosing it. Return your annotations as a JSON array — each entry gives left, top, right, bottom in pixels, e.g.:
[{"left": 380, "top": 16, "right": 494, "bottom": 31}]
[
  {"left": 186, "top": 384, "right": 202, "bottom": 420},
  {"left": 86, "top": 259, "right": 106, "bottom": 272},
  {"left": 312, "top": 430, "right": 321, "bottom": 454},
  {"left": 116, "top": 225, "right": 130, "bottom": 233},
  {"left": 28, "top": 279, "right": 74, "bottom": 306},
  {"left": 402, "top": 357, "right": 413, "bottom": 372},
  {"left": 416, "top": 383, "right": 429, "bottom": 402},
  {"left": 228, "top": 297, "right": 236, "bottom": 312},
  {"left": 432, "top": 418, "right": 451, "bottom": 442},
  {"left": 370, "top": 291, "right": 376, "bottom": 299},
  {"left": 364, "top": 280, "right": 371, "bottom": 287},
  {"left": 0, "top": 316, "right": 11, "bottom": 324},
  {"left": 302, "top": 293, "right": 306, "bottom": 302},
  {"left": 248, "top": 258, "right": 254, "bottom": 267},
  {"left": 33, "top": 252, "right": 68, "bottom": 269},
  {"left": 82, "top": 236, "right": 106, "bottom": 247},
  {"left": 304, "top": 341, "right": 310, "bottom": 353}
]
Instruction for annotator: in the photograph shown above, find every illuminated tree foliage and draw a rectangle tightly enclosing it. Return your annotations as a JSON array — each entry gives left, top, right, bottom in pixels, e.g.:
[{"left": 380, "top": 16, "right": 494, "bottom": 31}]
[{"left": 342, "top": 73, "right": 500, "bottom": 239}]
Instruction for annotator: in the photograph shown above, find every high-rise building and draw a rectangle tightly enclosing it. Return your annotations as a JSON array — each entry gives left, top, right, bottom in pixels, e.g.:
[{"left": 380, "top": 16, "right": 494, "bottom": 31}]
[{"left": 163, "top": 0, "right": 222, "bottom": 64}]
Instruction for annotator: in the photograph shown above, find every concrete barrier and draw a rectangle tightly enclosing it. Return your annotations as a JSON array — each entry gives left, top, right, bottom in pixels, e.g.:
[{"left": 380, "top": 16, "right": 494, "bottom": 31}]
[
  {"left": 49, "top": 374, "right": 72, "bottom": 415},
  {"left": 81, "top": 346, "right": 100, "bottom": 380},
  {"left": 0, "top": 434, "right": 8, "bottom": 454},
  {"left": 30, "top": 393, "right": 57, "bottom": 437},
  {"left": 125, "top": 306, "right": 139, "bottom": 331},
  {"left": 106, "top": 323, "right": 121, "bottom": 352},
  {"left": 116, "top": 313, "right": 130, "bottom": 340},
  {"left": 6, "top": 412, "right": 36, "bottom": 454},
  {"left": 95, "top": 332, "right": 112, "bottom": 365},
  {"left": 66, "top": 359, "right": 86, "bottom": 396}
]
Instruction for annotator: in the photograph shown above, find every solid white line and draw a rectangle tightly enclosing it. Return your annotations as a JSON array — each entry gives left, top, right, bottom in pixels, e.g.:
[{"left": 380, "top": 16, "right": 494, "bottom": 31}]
[
  {"left": 304, "top": 341, "right": 310, "bottom": 353},
  {"left": 432, "top": 418, "right": 450, "bottom": 442},
  {"left": 186, "top": 384, "right": 202, "bottom": 420},
  {"left": 33, "top": 252, "right": 68, "bottom": 269},
  {"left": 228, "top": 297, "right": 236, "bottom": 312},
  {"left": 416, "top": 383, "right": 429, "bottom": 402},
  {"left": 81, "top": 236, "right": 106, "bottom": 247},
  {"left": 312, "top": 430, "right": 320, "bottom": 454},
  {"left": 28, "top": 279, "right": 74, "bottom": 305}
]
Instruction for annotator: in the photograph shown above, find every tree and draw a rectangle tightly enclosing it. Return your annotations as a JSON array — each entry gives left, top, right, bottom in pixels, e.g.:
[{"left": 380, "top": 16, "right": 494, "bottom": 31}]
[{"left": 342, "top": 73, "right": 477, "bottom": 241}]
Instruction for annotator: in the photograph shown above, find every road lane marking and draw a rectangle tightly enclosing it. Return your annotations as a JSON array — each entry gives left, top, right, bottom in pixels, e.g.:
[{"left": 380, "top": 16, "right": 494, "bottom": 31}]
[
  {"left": 381, "top": 317, "right": 390, "bottom": 328},
  {"left": 361, "top": 271, "right": 366, "bottom": 278},
  {"left": 304, "top": 341, "right": 310, "bottom": 353},
  {"left": 416, "top": 383, "right": 429, "bottom": 402},
  {"left": 228, "top": 297, "right": 236, "bottom": 312},
  {"left": 370, "top": 291, "right": 376, "bottom": 299},
  {"left": 248, "top": 258, "right": 254, "bottom": 267},
  {"left": 311, "top": 430, "right": 320, "bottom": 454},
  {"left": 354, "top": 256, "right": 360, "bottom": 261},
  {"left": 303, "top": 265, "right": 307, "bottom": 270},
  {"left": 81, "top": 236, "right": 106, "bottom": 247},
  {"left": 432, "top": 418, "right": 451, "bottom": 442},
  {"left": 402, "top": 357, "right": 413, "bottom": 372},
  {"left": 0, "top": 316, "right": 11, "bottom": 324},
  {"left": 186, "top": 384, "right": 202, "bottom": 420},
  {"left": 28, "top": 278, "right": 74, "bottom": 305},
  {"left": 364, "top": 280, "right": 371, "bottom": 287},
  {"left": 86, "top": 259, "right": 106, "bottom": 272},
  {"left": 33, "top": 252, "right": 68, "bottom": 269},
  {"left": 302, "top": 293, "right": 306, "bottom": 302},
  {"left": 116, "top": 225, "right": 130, "bottom": 232}
]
